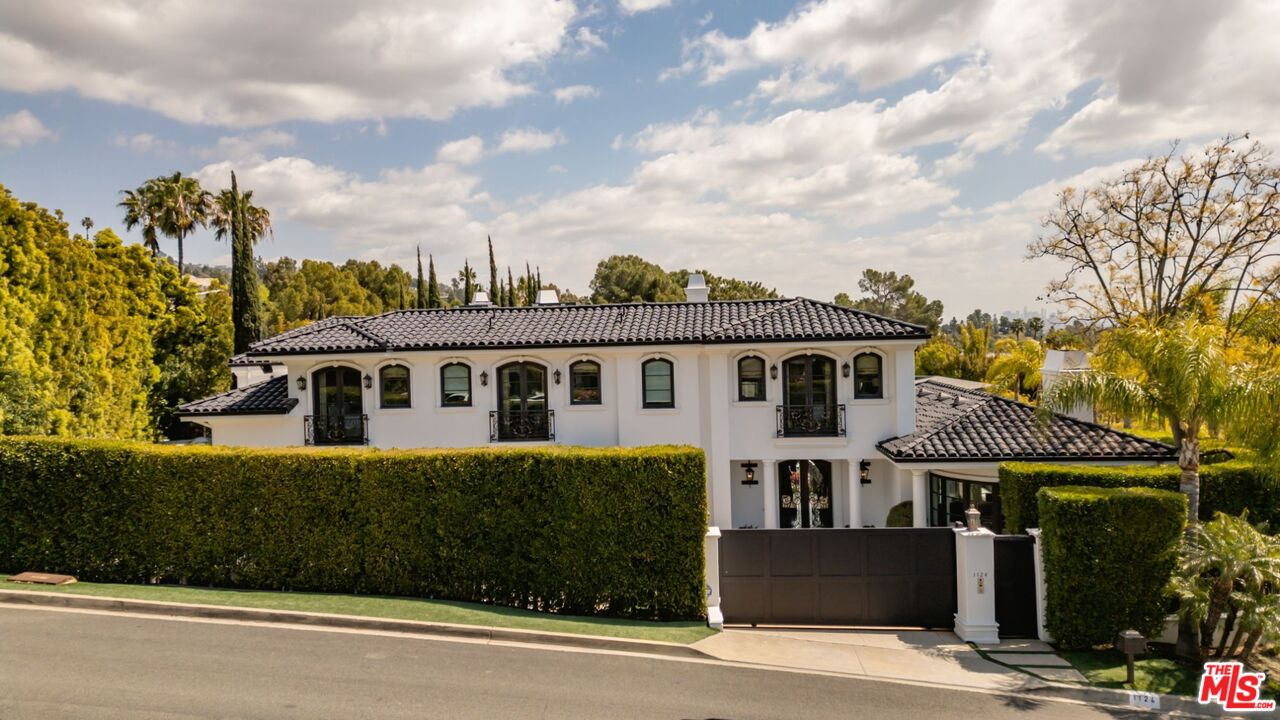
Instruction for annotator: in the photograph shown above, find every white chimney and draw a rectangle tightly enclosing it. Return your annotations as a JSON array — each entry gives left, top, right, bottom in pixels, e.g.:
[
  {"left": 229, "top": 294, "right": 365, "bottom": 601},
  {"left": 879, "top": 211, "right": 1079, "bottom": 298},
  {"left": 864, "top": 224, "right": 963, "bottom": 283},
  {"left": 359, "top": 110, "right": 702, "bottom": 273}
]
[
  {"left": 469, "top": 290, "right": 491, "bottom": 306},
  {"left": 537, "top": 288, "right": 560, "bottom": 305},
  {"left": 1041, "top": 350, "right": 1094, "bottom": 422},
  {"left": 684, "top": 273, "right": 709, "bottom": 303}
]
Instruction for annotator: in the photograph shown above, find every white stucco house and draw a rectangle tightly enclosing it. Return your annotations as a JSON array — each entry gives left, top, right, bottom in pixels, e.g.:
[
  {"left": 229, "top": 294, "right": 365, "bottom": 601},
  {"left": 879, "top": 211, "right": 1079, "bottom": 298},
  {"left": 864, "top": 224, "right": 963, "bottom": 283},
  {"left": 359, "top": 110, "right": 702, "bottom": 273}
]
[{"left": 179, "top": 276, "right": 1174, "bottom": 533}]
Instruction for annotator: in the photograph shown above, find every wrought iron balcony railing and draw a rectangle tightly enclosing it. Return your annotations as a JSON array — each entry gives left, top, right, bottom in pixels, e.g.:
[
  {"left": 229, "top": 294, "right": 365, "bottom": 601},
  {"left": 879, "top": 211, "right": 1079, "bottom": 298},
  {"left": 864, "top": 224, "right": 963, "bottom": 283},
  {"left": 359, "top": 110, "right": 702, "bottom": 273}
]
[
  {"left": 776, "top": 403, "right": 845, "bottom": 438},
  {"left": 304, "top": 414, "right": 369, "bottom": 446},
  {"left": 490, "top": 409, "right": 555, "bottom": 442}
]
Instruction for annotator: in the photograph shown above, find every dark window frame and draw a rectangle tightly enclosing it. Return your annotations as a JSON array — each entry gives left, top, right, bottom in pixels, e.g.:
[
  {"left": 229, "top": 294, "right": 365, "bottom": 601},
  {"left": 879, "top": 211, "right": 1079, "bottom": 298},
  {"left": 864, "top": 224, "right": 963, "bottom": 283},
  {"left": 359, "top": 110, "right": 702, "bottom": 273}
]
[
  {"left": 641, "top": 358, "right": 675, "bottom": 409},
  {"left": 737, "top": 355, "right": 766, "bottom": 402},
  {"left": 569, "top": 360, "right": 602, "bottom": 405},
  {"left": 852, "top": 352, "right": 884, "bottom": 399},
  {"left": 379, "top": 364, "right": 412, "bottom": 409},
  {"left": 439, "top": 363, "right": 472, "bottom": 407}
]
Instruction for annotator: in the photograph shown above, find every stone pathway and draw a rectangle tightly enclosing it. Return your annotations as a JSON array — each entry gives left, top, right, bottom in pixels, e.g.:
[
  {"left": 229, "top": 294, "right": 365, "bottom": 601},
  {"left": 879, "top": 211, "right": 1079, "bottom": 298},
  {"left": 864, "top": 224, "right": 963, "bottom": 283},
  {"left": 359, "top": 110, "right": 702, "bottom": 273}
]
[{"left": 977, "top": 639, "right": 1087, "bottom": 682}]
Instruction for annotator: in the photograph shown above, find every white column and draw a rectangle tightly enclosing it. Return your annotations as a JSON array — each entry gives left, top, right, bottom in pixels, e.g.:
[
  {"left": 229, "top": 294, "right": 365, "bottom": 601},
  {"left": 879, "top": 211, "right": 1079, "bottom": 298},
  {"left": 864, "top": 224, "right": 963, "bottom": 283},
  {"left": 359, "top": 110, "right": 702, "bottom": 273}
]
[
  {"left": 704, "top": 527, "right": 724, "bottom": 629},
  {"left": 847, "top": 460, "right": 863, "bottom": 528},
  {"left": 1028, "top": 528, "right": 1052, "bottom": 642},
  {"left": 706, "top": 354, "right": 733, "bottom": 529},
  {"left": 912, "top": 469, "right": 928, "bottom": 527},
  {"left": 763, "top": 461, "right": 779, "bottom": 529},
  {"left": 953, "top": 525, "right": 1000, "bottom": 643}
]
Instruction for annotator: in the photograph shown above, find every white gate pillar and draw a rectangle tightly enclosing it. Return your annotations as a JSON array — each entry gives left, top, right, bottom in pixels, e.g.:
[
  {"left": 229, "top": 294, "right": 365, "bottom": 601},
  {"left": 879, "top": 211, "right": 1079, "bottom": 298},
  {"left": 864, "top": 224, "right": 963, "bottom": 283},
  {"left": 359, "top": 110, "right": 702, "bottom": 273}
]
[
  {"left": 911, "top": 469, "right": 928, "bottom": 527},
  {"left": 763, "top": 461, "right": 779, "bottom": 529},
  {"left": 953, "top": 523, "right": 999, "bottom": 643},
  {"left": 705, "top": 526, "right": 723, "bottom": 629},
  {"left": 1028, "top": 528, "right": 1052, "bottom": 642},
  {"left": 846, "top": 460, "right": 863, "bottom": 528}
]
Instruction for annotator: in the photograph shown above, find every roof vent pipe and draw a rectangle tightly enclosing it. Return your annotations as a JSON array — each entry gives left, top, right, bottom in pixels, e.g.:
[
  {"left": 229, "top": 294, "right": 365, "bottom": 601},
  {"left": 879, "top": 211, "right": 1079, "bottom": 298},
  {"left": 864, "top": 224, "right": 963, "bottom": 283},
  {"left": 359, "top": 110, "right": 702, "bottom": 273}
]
[{"left": 685, "top": 273, "right": 709, "bottom": 303}]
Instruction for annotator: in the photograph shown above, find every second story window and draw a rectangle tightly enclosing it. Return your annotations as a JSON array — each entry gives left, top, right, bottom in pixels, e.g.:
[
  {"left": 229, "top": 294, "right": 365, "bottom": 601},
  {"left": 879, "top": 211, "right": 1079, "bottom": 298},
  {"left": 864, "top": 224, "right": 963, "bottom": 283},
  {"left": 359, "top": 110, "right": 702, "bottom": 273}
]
[
  {"left": 570, "top": 360, "right": 601, "bottom": 405},
  {"left": 379, "top": 364, "right": 411, "bottom": 408},
  {"left": 642, "top": 358, "right": 674, "bottom": 408},
  {"left": 737, "top": 356, "right": 765, "bottom": 401},
  {"left": 854, "top": 352, "right": 883, "bottom": 399},
  {"left": 440, "top": 363, "right": 471, "bottom": 407}
]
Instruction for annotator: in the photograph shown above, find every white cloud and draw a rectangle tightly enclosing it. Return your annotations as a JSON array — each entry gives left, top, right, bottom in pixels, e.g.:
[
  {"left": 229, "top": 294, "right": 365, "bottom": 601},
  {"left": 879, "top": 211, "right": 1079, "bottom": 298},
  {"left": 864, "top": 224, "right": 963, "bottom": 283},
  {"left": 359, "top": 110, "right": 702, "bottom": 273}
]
[
  {"left": 547, "top": 164, "right": 568, "bottom": 174},
  {"left": 618, "top": 0, "right": 673, "bottom": 15},
  {"left": 575, "top": 27, "right": 608, "bottom": 54},
  {"left": 200, "top": 129, "right": 296, "bottom": 160},
  {"left": 0, "top": 0, "right": 577, "bottom": 127},
  {"left": 436, "top": 136, "right": 486, "bottom": 165},
  {"left": 553, "top": 84, "right": 599, "bottom": 104},
  {"left": 495, "top": 127, "right": 565, "bottom": 154},
  {"left": 112, "top": 132, "right": 175, "bottom": 154},
  {"left": 0, "top": 109, "right": 54, "bottom": 148},
  {"left": 752, "top": 68, "right": 838, "bottom": 105}
]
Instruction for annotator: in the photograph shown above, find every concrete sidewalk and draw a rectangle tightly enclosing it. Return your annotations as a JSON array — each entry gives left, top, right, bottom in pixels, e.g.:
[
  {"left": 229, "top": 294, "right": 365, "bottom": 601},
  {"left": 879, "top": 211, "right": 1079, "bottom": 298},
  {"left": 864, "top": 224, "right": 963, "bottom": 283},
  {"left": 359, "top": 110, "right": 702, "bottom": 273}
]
[{"left": 692, "top": 627, "right": 1048, "bottom": 693}]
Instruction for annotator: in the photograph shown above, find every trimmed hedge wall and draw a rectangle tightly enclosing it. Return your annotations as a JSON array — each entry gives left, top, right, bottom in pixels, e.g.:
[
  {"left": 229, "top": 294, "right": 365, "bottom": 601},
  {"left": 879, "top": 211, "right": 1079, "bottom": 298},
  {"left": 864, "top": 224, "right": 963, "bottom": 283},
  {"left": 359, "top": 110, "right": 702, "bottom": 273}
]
[
  {"left": 1039, "top": 486, "right": 1186, "bottom": 649},
  {"left": 1000, "top": 460, "right": 1278, "bottom": 533},
  {"left": 0, "top": 437, "right": 708, "bottom": 620}
]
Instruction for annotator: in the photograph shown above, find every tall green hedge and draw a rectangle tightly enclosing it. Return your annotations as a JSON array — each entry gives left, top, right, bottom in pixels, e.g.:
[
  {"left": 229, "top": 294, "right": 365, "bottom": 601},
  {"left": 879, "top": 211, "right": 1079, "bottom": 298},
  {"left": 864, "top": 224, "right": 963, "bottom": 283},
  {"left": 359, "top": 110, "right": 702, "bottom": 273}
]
[
  {"left": 0, "top": 437, "right": 708, "bottom": 620},
  {"left": 1000, "top": 460, "right": 1277, "bottom": 533},
  {"left": 1039, "top": 486, "right": 1186, "bottom": 649}
]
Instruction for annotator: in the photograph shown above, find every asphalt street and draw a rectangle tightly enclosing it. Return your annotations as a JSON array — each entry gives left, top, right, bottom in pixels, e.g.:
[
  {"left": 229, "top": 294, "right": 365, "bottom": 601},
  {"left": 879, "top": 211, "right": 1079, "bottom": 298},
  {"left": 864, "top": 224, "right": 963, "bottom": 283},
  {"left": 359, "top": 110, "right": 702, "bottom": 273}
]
[{"left": 0, "top": 607, "right": 1145, "bottom": 719}]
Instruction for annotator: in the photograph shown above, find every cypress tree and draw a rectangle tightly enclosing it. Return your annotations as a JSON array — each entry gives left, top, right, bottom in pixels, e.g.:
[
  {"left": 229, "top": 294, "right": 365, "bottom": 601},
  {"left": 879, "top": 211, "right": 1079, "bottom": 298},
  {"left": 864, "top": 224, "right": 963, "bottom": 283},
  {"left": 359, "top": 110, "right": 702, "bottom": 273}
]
[
  {"left": 463, "top": 259, "right": 473, "bottom": 304},
  {"left": 488, "top": 235, "right": 499, "bottom": 304},
  {"left": 230, "top": 171, "right": 265, "bottom": 354},
  {"left": 398, "top": 278, "right": 406, "bottom": 310},
  {"left": 507, "top": 266, "right": 516, "bottom": 307},
  {"left": 416, "top": 246, "right": 427, "bottom": 309},
  {"left": 427, "top": 254, "right": 440, "bottom": 308},
  {"left": 525, "top": 263, "right": 536, "bottom": 305}
]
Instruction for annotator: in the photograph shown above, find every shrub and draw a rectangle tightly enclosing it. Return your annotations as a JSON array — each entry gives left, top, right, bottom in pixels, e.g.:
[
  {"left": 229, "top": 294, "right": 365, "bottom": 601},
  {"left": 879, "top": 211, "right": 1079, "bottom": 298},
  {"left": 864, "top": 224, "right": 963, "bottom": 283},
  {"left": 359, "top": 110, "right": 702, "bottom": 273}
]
[
  {"left": 1039, "top": 486, "right": 1186, "bottom": 649},
  {"left": 0, "top": 437, "right": 707, "bottom": 620},
  {"left": 1000, "top": 460, "right": 1279, "bottom": 533},
  {"left": 885, "top": 501, "right": 912, "bottom": 527}
]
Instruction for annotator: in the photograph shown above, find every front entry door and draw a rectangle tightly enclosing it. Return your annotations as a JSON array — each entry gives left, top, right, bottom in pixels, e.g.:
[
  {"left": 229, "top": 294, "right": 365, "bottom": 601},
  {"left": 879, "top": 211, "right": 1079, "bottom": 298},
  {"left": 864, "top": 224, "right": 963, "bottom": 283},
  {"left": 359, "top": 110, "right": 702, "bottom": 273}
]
[
  {"left": 312, "top": 366, "right": 364, "bottom": 444},
  {"left": 778, "top": 460, "right": 833, "bottom": 528},
  {"left": 497, "top": 362, "right": 549, "bottom": 440}
]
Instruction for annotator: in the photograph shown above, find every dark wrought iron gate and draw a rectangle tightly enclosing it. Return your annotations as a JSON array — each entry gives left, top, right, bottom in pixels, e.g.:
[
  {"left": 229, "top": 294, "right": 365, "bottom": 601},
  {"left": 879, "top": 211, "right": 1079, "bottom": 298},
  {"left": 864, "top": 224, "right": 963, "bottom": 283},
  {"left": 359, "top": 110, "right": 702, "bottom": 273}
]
[
  {"left": 719, "top": 528, "right": 956, "bottom": 627},
  {"left": 993, "top": 534, "right": 1037, "bottom": 638}
]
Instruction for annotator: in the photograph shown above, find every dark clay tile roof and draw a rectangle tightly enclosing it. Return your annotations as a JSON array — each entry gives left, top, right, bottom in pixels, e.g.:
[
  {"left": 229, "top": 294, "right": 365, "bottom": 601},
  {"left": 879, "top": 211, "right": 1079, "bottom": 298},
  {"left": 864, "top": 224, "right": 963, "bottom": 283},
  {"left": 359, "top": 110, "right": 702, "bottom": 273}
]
[
  {"left": 177, "top": 375, "right": 298, "bottom": 417},
  {"left": 242, "top": 299, "right": 930, "bottom": 356},
  {"left": 877, "top": 379, "right": 1176, "bottom": 463}
]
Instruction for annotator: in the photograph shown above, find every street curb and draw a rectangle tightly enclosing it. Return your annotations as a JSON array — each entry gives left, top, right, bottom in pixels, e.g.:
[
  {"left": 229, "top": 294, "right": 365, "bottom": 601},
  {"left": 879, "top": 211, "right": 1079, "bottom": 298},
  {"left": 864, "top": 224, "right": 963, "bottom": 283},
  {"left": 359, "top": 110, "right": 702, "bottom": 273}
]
[
  {"left": 1021, "top": 682, "right": 1231, "bottom": 718},
  {"left": 0, "top": 589, "right": 712, "bottom": 661}
]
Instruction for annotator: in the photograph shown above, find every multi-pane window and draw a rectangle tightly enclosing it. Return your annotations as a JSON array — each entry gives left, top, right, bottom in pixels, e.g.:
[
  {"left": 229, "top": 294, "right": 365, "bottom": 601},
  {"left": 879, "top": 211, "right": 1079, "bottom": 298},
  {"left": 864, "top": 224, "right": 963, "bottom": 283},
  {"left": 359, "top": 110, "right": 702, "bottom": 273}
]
[
  {"left": 737, "top": 356, "right": 765, "bottom": 401},
  {"left": 379, "top": 364, "right": 411, "bottom": 408},
  {"left": 570, "top": 360, "right": 602, "bottom": 405},
  {"left": 440, "top": 363, "right": 471, "bottom": 406},
  {"left": 853, "top": 353, "right": 883, "bottom": 399},
  {"left": 642, "top": 358, "right": 674, "bottom": 408}
]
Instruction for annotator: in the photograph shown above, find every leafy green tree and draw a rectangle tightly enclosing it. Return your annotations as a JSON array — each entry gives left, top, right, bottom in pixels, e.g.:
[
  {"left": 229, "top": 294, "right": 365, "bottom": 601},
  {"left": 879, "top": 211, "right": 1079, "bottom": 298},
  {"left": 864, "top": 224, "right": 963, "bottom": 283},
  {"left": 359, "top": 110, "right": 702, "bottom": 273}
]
[
  {"left": 488, "top": 236, "right": 499, "bottom": 304},
  {"left": 507, "top": 266, "right": 515, "bottom": 307},
  {"left": 986, "top": 337, "right": 1044, "bottom": 400},
  {"left": 837, "top": 269, "right": 943, "bottom": 331},
  {"left": 670, "top": 269, "right": 779, "bottom": 301},
  {"left": 589, "top": 255, "right": 684, "bottom": 303},
  {"left": 461, "top": 260, "right": 474, "bottom": 304},
  {"left": 915, "top": 336, "right": 961, "bottom": 377},
  {"left": 427, "top": 254, "right": 441, "bottom": 308}
]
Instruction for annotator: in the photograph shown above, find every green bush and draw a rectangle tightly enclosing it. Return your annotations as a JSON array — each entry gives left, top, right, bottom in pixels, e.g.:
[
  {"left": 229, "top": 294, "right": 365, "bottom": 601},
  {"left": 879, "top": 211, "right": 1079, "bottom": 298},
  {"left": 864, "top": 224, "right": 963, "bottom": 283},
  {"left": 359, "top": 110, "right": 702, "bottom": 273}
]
[
  {"left": 1000, "top": 460, "right": 1279, "bottom": 533},
  {"left": 1039, "top": 486, "right": 1186, "bottom": 649},
  {"left": 0, "top": 437, "right": 707, "bottom": 620},
  {"left": 885, "top": 501, "right": 912, "bottom": 527}
]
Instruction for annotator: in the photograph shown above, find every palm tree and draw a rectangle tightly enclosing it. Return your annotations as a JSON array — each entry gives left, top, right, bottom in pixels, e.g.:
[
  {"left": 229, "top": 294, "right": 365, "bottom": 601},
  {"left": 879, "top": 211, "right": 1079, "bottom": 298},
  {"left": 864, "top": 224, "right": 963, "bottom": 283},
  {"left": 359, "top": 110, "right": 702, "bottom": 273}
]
[
  {"left": 118, "top": 187, "right": 160, "bottom": 256},
  {"left": 80, "top": 216, "right": 94, "bottom": 241},
  {"left": 151, "top": 172, "right": 211, "bottom": 276},
  {"left": 986, "top": 337, "right": 1044, "bottom": 401},
  {"left": 1009, "top": 318, "right": 1026, "bottom": 337},
  {"left": 210, "top": 187, "right": 272, "bottom": 245}
]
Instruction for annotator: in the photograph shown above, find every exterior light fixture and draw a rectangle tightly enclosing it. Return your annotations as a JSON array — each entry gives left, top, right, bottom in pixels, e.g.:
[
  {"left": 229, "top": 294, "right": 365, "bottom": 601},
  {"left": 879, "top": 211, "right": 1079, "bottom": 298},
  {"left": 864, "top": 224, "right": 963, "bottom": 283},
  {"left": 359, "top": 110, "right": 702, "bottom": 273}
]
[
  {"left": 859, "top": 460, "right": 871, "bottom": 485},
  {"left": 769, "top": 364, "right": 778, "bottom": 380},
  {"left": 363, "top": 373, "right": 373, "bottom": 389},
  {"left": 842, "top": 361, "right": 852, "bottom": 378},
  {"left": 553, "top": 369, "right": 562, "bottom": 385},
  {"left": 296, "top": 376, "right": 307, "bottom": 391},
  {"left": 740, "top": 461, "right": 758, "bottom": 485},
  {"left": 480, "top": 370, "right": 488, "bottom": 386}
]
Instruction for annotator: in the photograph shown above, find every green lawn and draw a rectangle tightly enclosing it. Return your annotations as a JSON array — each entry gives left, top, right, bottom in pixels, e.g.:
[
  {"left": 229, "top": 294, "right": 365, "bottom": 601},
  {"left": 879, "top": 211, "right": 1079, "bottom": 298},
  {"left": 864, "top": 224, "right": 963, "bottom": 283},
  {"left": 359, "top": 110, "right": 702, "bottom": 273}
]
[
  {"left": 1059, "top": 648, "right": 1200, "bottom": 696},
  {"left": 0, "top": 575, "right": 715, "bottom": 644}
]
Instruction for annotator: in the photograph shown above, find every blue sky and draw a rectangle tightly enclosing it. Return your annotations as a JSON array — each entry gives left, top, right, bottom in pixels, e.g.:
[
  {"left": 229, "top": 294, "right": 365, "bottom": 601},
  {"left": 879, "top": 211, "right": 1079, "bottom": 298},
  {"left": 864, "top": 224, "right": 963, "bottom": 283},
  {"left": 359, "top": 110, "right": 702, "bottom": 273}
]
[{"left": 1, "top": 0, "right": 1276, "bottom": 318}]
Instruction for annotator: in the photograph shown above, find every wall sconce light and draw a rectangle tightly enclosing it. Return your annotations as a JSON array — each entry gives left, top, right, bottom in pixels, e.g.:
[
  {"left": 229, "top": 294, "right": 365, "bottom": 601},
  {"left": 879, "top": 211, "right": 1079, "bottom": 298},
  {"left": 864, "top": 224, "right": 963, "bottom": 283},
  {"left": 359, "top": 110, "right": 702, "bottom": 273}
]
[
  {"left": 296, "top": 376, "right": 307, "bottom": 391},
  {"left": 363, "top": 373, "right": 373, "bottom": 389},
  {"left": 479, "top": 370, "right": 489, "bottom": 386},
  {"left": 842, "top": 361, "right": 852, "bottom": 378},
  {"left": 553, "top": 369, "right": 562, "bottom": 385},
  {"left": 860, "top": 460, "right": 872, "bottom": 485},
  {"left": 741, "top": 461, "right": 759, "bottom": 485},
  {"left": 769, "top": 364, "right": 778, "bottom": 380}
]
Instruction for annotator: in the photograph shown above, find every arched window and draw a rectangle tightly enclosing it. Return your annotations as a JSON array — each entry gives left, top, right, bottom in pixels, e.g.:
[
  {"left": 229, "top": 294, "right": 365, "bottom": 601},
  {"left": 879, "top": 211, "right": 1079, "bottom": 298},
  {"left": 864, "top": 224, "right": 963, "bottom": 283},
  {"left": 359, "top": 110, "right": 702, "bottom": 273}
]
[
  {"left": 379, "top": 364, "right": 411, "bottom": 408},
  {"left": 853, "top": 352, "right": 883, "bottom": 399},
  {"left": 440, "top": 363, "right": 472, "bottom": 407},
  {"left": 570, "top": 360, "right": 602, "bottom": 405},
  {"left": 737, "top": 356, "right": 766, "bottom": 401},
  {"left": 642, "top": 358, "right": 675, "bottom": 408}
]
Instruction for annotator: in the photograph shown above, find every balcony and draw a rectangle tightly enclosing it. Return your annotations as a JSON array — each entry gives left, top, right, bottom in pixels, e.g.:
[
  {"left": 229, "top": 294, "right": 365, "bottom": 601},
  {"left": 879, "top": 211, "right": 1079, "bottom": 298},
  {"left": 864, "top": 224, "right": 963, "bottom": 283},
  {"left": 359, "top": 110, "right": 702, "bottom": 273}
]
[
  {"left": 776, "top": 404, "right": 845, "bottom": 438},
  {"left": 304, "top": 414, "right": 369, "bottom": 446},
  {"left": 490, "top": 409, "right": 555, "bottom": 442}
]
